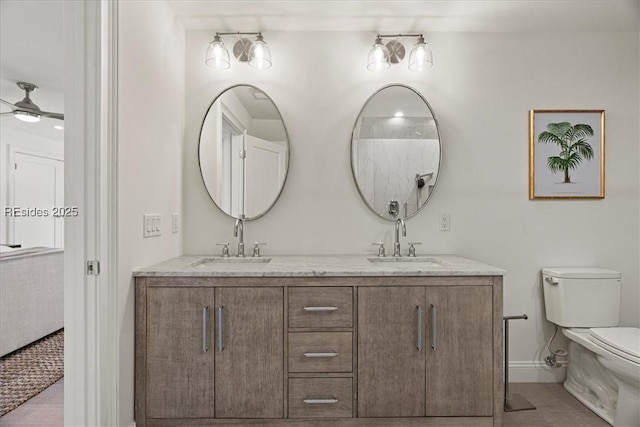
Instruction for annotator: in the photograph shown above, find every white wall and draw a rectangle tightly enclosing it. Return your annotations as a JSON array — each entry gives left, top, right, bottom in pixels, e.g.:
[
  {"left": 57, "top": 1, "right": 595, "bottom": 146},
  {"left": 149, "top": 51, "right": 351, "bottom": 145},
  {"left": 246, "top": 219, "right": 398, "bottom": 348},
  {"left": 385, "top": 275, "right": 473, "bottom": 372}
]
[
  {"left": 250, "top": 119, "right": 286, "bottom": 142},
  {"left": 117, "top": 1, "right": 184, "bottom": 424},
  {"left": 184, "top": 30, "right": 639, "bottom": 381}
]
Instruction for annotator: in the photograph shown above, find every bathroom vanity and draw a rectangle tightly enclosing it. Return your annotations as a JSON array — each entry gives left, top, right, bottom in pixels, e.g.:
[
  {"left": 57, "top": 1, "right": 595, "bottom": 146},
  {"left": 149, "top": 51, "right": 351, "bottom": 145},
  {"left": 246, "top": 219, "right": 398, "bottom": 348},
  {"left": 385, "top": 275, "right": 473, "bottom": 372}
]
[{"left": 134, "top": 255, "right": 505, "bottom": 426}]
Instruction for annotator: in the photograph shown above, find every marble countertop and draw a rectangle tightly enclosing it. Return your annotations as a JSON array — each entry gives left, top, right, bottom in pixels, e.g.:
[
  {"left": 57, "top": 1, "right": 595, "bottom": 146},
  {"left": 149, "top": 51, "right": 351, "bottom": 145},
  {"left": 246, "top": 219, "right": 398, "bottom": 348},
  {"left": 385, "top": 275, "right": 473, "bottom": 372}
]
[{"left": 133, "top": 254, "right": 505, "bottom": 277}]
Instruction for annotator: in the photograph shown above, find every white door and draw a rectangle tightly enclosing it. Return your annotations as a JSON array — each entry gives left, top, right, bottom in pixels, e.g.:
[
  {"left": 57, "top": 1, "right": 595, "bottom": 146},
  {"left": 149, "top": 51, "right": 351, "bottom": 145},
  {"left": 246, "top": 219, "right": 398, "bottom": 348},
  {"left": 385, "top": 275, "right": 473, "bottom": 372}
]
[
  {"left": 244, "top": 135, "right": 286, "bottom": 218},
  {"left": 12, "top": 152, "right": 64, "bottom": 248}
]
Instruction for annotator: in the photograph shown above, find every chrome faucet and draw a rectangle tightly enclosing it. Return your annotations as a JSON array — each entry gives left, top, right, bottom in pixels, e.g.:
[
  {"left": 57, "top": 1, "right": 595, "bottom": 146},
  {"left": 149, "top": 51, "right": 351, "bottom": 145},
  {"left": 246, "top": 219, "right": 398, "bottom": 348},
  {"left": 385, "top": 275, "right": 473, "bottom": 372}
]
[
  {"left": 233, "top": 217, "right": 245, "bottom": 257},
  {"left": 393, "top": 217, "right": 406, "bottom": 257}
]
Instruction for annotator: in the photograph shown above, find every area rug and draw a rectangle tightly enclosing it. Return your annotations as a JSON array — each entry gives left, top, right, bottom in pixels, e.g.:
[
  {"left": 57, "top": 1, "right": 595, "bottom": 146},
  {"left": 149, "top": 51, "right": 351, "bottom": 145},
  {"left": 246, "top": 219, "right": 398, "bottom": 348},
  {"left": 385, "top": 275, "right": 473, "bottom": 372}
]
[{"left": 0, "top": 329, "right": 64, "bottom": 417}]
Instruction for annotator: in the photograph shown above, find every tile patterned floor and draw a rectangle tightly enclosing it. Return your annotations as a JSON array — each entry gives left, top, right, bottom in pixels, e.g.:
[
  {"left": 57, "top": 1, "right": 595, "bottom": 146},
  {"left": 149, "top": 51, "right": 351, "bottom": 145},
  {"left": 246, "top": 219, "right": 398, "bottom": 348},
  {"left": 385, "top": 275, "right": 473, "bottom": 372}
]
[
  {"left": 504, "top": 383, "right": 610, "bottom": 427},
  {"left": 0, "top": 380, "right": 611, "bottom": 426}
]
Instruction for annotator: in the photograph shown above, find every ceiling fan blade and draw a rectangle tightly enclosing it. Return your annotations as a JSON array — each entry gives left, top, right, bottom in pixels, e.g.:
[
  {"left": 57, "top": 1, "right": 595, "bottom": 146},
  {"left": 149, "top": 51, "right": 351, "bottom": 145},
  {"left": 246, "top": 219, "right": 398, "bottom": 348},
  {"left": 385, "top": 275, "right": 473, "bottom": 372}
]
[
  {"left": 0, "top": 98, "right": 17, "bottom": 110},
  {"left": 40, "top": 111, "right": 64, "bottom": 121},
  {"left": 0, "top": 111, "right": 15, "bottom": 116}
]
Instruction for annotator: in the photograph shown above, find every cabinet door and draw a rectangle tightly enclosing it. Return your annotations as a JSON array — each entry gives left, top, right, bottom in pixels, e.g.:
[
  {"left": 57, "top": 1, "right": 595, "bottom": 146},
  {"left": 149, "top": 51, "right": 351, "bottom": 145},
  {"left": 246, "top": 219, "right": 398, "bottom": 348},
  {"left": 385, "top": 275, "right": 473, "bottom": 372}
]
[
  {"left": 358, "top": 286, "right": 425, "bottom": 417},
  {"left": 425, "top": 286, "right": 493, "bottom": 416},
  {"left": 215, "top": 287, "right": 284, "bottom": 418},
  {"left": 146, "top": 287, "right": 215, "bottom": 418}
]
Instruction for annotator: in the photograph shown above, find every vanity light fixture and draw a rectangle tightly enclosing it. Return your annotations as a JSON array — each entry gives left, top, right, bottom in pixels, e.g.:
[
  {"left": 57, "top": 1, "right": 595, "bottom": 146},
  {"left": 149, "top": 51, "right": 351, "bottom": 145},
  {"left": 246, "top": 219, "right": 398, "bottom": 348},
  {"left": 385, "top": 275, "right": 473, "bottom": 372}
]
[
  {"left": 206, "top": 32, "right": 272, "bottom": 70},
  {"left": 367, "top": 36, "right": 391, "bottom": 72},
  {"left": 367, "top": 34, "right": 433, "bottom": 72}
]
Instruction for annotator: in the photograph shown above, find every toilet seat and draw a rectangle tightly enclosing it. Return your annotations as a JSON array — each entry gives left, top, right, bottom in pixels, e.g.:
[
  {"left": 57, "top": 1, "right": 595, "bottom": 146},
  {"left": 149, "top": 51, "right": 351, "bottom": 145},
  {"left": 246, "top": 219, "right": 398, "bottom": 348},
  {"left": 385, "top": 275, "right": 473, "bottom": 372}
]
[{"left": 589, "top": 327, "right": 640, "bottom": 365}]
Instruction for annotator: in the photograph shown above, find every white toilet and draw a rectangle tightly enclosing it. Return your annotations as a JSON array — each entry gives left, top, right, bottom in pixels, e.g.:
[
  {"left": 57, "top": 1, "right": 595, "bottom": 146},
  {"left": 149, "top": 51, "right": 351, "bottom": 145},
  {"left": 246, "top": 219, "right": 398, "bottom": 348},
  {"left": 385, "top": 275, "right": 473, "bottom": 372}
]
[{"left": 542, "top": 267, "right": 640, "bottom": 427}]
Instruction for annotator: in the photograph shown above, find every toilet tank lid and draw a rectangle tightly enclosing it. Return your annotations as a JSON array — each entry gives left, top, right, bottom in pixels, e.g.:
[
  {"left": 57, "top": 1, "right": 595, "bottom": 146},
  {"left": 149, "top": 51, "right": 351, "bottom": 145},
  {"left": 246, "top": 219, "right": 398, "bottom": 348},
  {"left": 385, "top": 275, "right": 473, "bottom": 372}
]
[{"left": 542, "top": 267, "right": 621, "bottom": 279}]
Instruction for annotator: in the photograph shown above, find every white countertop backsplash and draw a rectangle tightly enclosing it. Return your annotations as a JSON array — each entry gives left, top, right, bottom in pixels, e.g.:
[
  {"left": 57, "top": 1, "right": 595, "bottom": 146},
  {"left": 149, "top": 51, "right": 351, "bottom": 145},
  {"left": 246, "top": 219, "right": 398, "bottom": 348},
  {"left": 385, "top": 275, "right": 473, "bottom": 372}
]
[{"left": 134, "top": 254, "right": 505, "bottom": 277}]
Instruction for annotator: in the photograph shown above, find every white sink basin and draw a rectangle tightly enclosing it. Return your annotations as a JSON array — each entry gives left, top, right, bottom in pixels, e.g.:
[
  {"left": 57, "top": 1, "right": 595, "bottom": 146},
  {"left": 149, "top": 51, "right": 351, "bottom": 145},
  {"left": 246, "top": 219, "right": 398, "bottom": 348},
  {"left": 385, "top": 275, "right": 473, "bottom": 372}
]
[
  {"left": 190, "top": 257, "right": 272, "bottom": 267},
  {"left": 367, "top": 256, "right": 448, "bottom": 268}
]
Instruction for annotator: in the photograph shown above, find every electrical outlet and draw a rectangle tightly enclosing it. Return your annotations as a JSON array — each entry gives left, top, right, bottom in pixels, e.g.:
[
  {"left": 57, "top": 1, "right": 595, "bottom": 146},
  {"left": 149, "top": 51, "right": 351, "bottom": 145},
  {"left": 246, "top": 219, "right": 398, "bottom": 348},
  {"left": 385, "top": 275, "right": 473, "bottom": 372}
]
[
  {"left": 172, "top": 213, "right": 179, "bottom": 233},
  {"left": 439, "top": 213, "right": 451, "bottom": 231},
  {"left": 143, "top": 214, "right": 161, "bottom": 237}
]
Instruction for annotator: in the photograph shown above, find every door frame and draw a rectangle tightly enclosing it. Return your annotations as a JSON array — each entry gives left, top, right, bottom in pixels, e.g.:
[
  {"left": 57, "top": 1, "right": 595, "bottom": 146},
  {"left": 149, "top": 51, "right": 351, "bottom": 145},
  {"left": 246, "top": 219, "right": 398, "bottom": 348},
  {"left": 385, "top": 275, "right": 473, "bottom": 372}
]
[{"left": 64, "top": 1, "right": 118, "bottom": 425}]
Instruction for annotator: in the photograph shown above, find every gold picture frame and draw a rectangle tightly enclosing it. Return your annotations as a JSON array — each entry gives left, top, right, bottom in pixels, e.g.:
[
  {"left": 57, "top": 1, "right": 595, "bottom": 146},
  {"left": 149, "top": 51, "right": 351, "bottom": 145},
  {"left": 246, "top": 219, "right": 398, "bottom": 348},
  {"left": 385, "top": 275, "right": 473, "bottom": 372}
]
[{"left": 529, "top": 109, "right": 605, "bottom": 199}]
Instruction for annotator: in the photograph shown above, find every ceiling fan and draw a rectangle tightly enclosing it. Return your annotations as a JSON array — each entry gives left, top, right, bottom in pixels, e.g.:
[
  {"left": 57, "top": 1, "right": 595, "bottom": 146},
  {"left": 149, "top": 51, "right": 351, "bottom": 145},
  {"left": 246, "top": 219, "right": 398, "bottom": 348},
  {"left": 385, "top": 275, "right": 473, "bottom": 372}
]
[{"left": 0, "top": 81, "right": 64, "bottom": 122}]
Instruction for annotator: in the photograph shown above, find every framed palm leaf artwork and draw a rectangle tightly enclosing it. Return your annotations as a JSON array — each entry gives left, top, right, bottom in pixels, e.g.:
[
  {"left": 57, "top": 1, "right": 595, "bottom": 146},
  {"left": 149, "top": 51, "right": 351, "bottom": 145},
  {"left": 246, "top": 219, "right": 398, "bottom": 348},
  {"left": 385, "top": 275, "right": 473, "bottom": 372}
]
[{"left": 529, "top": 109, "right": 605, "bottom": 199}]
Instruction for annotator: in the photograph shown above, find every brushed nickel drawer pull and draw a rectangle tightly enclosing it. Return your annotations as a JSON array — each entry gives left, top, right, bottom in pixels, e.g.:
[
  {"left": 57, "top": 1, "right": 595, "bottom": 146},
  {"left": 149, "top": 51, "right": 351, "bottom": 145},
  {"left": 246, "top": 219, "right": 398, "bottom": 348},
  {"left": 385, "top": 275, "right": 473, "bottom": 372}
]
[
  {"left": 417, "top": 305, "right": 423, "bottom": 351},
  {"left": 303, "top": 398, "right": 338, "bottom": 404},
  {"left": 202, "top": 306, "right": 209, "bottom": 353},
  {"left": 217, "top": 306, "right": 224, "bottom": 352},
  {"left": 431, "top": 304, "right": 437, "bottom": 350},
  {"left": 303, "top": 306, "right": 338, "bottom": 312},
  {"left": 303, "top": 352, "right": 338, "bottom": 358}
]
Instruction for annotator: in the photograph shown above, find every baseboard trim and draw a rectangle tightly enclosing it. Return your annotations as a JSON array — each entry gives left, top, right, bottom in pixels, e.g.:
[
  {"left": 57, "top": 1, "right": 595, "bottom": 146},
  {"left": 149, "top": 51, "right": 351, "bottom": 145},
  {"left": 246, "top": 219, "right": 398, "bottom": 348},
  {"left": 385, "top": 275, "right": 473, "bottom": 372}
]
[{"left": 508, "top": 361, "right": 566, "bottom": 383}]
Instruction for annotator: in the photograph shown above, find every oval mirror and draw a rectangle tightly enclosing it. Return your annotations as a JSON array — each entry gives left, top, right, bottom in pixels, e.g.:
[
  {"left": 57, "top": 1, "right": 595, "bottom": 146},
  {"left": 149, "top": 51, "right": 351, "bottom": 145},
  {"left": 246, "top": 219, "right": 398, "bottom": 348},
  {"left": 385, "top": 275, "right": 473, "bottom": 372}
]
[
  {"left": 351, "top": 84, "right": 441, "bottom": 220},
  {"left": 199, "top": 85, "right": 290, "bottom": 220}
]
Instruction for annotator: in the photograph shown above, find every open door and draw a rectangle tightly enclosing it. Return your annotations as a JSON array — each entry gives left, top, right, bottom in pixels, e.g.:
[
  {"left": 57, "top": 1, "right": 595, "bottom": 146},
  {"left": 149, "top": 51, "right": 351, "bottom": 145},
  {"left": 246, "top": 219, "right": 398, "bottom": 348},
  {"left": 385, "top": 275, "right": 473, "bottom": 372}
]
[{"left": 244, "top": 135, "right": 286, "bottom": 218}]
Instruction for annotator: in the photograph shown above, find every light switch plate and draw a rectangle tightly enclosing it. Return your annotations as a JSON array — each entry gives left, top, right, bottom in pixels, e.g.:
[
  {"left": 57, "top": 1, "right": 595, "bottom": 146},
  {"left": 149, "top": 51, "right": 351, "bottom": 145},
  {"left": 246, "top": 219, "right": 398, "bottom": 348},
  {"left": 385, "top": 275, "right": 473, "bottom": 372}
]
[
  {"left": 172, "top": 213, "right": 179, "bottom": 233},
  {"left": 143, "top": 214, "right": 161, "bottom": 237}
]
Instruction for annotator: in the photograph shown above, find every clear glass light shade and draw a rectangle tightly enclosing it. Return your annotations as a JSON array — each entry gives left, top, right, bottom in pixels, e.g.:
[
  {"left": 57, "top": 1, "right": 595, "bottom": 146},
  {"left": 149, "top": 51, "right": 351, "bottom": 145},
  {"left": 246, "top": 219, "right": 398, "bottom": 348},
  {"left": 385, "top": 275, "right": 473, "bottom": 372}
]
[
  {"left": 14, "top": 111, "right": 40, "bottom": 122},
  {"left": 248, "top": 39, "right": 272, "bottom": 70},
  {"left": 205, "top": 39, "right": 230, "bottom": 70},
  {"left": 367, "top": 39, "right": 391, "bottom": 72},
  {"left": 408, "top": 39, "right": 433, "bottom": 71}
]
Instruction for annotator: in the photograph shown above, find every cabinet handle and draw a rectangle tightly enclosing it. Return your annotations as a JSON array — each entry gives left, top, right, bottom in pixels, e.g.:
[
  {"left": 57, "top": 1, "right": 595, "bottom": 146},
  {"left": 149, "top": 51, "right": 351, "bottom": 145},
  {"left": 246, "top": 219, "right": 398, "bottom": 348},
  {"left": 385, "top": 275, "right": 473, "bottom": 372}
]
[
  {"left": 202, "top": 307, "right": 209, "bottom": 352},
  {"left": 303, "top": 352, "right": 338, "bottom": 358},
  {"left": 431, "top": 304, "right": 437, "bottom": 350},
  {"left": 417, "top": 305, "right": 423, "bottom": 351},
  {"left": 303, "top": 398, "right": 338, "bottom": 404},
  {"left": 303, "top": 306, "right": 338, "bottom": 312},
  {"left": 217, "top": 306, "right": 224, "bottom": 352}
]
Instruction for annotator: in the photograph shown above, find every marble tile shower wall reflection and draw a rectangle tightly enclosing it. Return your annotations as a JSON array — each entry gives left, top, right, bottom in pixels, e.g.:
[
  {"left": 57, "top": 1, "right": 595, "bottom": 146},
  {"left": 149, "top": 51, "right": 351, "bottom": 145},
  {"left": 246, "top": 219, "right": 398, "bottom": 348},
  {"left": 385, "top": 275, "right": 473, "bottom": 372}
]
[
  {"left": 357, "top": 118, "right": 440, "bottom": 216},
  {"left": 358, "top": 117, "right": 438, "bottom": 139}
]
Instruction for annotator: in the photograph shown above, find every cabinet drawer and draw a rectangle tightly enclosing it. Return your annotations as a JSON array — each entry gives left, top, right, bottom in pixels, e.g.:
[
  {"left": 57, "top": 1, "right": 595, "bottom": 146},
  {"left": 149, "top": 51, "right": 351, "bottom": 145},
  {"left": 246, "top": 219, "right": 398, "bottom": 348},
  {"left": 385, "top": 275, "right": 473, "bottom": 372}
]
[
  {"left": 289, "top": 332, "right": 352, "bottom": 373},
  {"left": 288, "top": 378, "right": 352, "bottom": 418},
  {"left": 289, "top": 287, "right": 353, "bottom": 328}
]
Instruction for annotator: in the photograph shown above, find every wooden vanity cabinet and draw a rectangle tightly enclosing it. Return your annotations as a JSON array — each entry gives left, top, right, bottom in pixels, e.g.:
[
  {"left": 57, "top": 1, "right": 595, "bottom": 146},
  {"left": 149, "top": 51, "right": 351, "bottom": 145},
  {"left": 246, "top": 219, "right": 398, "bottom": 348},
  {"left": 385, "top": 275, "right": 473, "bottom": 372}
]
[
  {"left": 425, "top": 285, "right": 494, "bottom": 416},
  {"left": 358, "top": 286, "right": 426, "bottom": 417},
  {"left": 136, "top": 278, "right": 284, "bottom": 425},
  {"left": 145, "top": 286, "right": 216, "bottom": 419},
  {"left": 358, "top": 280, "right": 497, "bottom": 419},
  {"left": 136, "top": 275, "right": 502, "bottom": 426},
  {"left": 287, "top": 286, "right": 355, "bottom": 419},
  {"left": 215, "top": 286, "right": 284, "bottom": 418}
]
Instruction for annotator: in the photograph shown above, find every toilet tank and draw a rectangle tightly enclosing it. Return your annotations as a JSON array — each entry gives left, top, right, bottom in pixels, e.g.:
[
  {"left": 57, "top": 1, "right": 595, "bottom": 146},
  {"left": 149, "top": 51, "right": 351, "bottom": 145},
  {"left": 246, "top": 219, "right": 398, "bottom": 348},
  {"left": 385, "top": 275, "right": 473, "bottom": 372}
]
[{"left": 542, "top": 267, "right": 621, "bottom": 327}]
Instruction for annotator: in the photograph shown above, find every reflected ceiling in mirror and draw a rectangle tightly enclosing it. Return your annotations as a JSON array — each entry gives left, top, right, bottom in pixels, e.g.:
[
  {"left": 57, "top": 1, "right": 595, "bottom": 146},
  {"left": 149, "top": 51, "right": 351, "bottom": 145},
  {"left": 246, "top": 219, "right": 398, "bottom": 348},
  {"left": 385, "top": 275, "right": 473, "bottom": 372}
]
[
  {"left": 351, "top": 84, "right": 441, "bottom": 220},
  {"left": 199, "top": 85, "right": 290, "bottom": 220}
]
